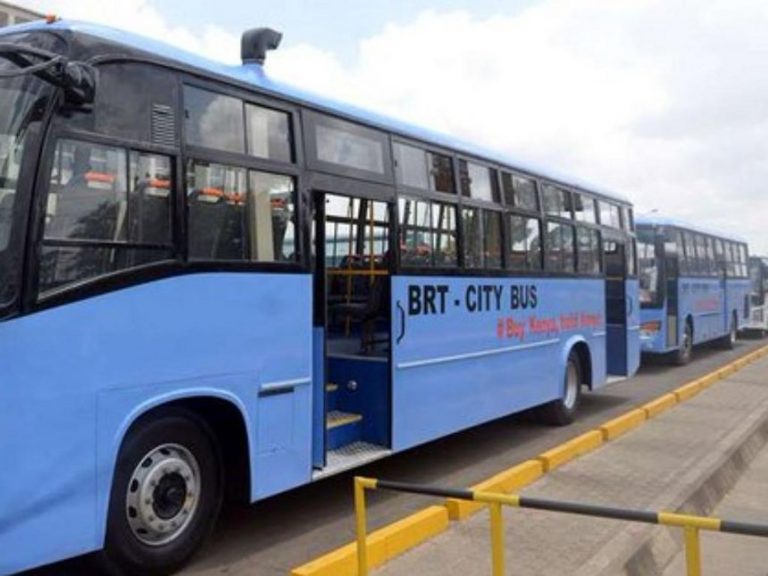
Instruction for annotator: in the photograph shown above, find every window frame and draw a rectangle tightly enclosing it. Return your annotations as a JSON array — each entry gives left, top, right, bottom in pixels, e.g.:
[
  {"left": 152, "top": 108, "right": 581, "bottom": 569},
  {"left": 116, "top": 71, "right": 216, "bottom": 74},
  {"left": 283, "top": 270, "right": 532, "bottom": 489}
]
[{"left": 34, "top": 131, "right": 179, "bottom": 300}]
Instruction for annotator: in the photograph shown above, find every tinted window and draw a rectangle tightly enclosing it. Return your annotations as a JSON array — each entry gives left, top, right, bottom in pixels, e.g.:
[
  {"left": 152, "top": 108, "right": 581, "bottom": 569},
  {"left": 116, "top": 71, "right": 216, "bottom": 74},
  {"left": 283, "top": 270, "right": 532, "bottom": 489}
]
[
  {"left": 433, "top": 201, "right": 458, "bottom": 266},
  {"left": 39, "top": 246, "right": 172, "bottom": 294},
  {"left": 627, "top": 239, "right": 637, "bottom": 276},
  {"left": 460, "top": 160, "right": 499, "bottom": 202},
  {"left": 509, "top": 214, "right": 542, "bottom": 271},
  {"left": 484, "top": 211, "right": 503, "bottom": 269},
  {"left": 462, "top": 207, "right": 483, "bottom": 268},
  {"left": 186, "top": 160, "right": 295, "bottom": 262},
  {"left": 316, "top": 123, "right": 385, "bottom": 174},
  {"left": 623, "top": 207, "right": 634, "bottom": 231},
  {"left": 577, "top": 227, "right": 601, "bottom": 274},
  {"left": 399, "top": 197, "right": 431, "bottom": 267},
  {"left": 184, "top": 86, "right": 245, "bottom": 154},
  {"left": 598, "top": 201, "right": 622, "bottom": 228},
  {"left": 542, "top": 184, "right": 571, "bottom": 218},
  {"left": 46, "top": 140, "right": 127, "bottom": 241},
  {"left": 399, "top": 198, "right": 457, "bottom": 267},
  {"left": 428, "top": 152, "right": 454, "bottom": 193},
  {"left": 574, "top": 194, "right": 597, "bottom": 224},
  {"left": 40, "top": 139, "right": 174, "bottom": 295},
  {"left": 129, "top": 152, "right": 173, "bottom": 245},
  {"left": 510, "top": 174, "right": 538, "bottom": 211},
  {"left": 546, "top": 222, "right": 575, "bottom": 272},
  {"left": 245, "top": 103, "right": 293, "bottom": 163},
  {"left": 394, "top": 143, "right": 428, "bottom": 189}
]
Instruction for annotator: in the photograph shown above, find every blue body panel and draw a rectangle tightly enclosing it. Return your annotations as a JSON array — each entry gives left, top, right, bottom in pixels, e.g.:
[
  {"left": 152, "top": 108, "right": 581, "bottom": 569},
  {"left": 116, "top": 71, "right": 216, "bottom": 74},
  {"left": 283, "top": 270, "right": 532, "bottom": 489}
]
[
  {"left": 0, "top": 273, "right": 313, "bottom": 574},
  {"left": 641, "top": 277, "right": 752, "bottom": 353},
  {"left": 390, "top": 276, "right": 607, "bottom": 450}
]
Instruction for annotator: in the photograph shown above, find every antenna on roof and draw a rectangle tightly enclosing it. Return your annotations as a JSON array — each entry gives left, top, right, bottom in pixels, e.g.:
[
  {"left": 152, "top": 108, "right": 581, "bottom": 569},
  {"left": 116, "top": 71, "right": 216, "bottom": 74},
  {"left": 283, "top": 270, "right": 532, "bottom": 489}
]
[{"left": 241, "top": 28, "right": 283, "bottom": 66}]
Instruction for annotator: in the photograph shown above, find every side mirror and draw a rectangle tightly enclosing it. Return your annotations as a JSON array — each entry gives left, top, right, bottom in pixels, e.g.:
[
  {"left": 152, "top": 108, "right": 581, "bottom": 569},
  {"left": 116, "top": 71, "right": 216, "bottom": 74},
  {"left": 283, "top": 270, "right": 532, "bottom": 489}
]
[{"left": 58, "top": 61, "right": 96, "bottom": 105}]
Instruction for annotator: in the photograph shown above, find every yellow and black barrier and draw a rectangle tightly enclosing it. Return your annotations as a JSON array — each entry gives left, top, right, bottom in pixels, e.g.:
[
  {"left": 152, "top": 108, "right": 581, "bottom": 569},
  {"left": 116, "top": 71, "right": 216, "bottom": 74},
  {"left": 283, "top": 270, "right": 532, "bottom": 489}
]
[{"left": 354, "top": 477, "right": 768, "bottom": 576}]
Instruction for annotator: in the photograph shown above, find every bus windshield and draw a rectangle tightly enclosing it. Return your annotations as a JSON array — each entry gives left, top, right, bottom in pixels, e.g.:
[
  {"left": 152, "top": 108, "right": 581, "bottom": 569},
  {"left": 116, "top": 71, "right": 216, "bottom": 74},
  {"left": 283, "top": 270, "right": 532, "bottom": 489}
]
[{"left": 637, "top": 228, "right": 659, "bottom": 307}]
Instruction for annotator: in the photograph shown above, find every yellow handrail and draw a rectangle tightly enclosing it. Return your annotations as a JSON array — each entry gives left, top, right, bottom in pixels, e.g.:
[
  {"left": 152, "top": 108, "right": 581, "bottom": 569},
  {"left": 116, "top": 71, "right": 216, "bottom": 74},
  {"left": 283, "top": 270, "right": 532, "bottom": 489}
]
[{"left": 353, "top": 476, "right": 768, "bottom": 576}]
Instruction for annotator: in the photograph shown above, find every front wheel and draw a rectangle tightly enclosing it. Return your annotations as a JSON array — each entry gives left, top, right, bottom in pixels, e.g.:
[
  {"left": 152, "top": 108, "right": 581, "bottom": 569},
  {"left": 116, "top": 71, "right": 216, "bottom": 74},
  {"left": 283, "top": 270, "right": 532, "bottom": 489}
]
[
  {"left": 101, "top": 408, "right": 223, "bottom": 576},
  {"left": 538, "top": 351, "right": 582, "bottom": 426},
  {"left": 674, "top": 322, "right": 693, "bottom": 366}
]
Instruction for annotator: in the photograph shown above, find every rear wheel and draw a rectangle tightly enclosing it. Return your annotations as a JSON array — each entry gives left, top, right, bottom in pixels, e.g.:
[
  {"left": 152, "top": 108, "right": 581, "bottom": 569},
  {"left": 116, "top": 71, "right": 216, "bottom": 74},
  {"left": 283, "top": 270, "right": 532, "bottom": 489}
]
[
  {"left": 101, "top": 408, "right": 222, "bottom": 576},
  {"left": 719, "top": 313, "right": 738, "bottom": 349},
  {"left": 674, "top": 321, "right": 693, "bottom": 366},
  {"left": 538, "top": 351, "right": 582, "bottom": 426}
]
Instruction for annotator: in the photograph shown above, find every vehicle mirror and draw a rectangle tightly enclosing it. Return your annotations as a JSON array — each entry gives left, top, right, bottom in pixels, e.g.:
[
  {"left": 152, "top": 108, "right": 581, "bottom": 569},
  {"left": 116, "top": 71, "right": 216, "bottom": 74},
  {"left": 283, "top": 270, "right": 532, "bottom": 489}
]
[{"left": 59, "top": 61, "right": 96, "bottom": 105}]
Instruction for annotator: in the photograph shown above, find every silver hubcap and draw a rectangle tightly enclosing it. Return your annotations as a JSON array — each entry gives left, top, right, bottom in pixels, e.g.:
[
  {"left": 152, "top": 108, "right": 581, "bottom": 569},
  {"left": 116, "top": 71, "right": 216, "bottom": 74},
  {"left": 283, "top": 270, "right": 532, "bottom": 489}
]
[
  {"left": 564, "top": 361, "right": 579, "bottom": 410},
  {"left": 126, "top": 444, "right": 200, "bottom": 546}
]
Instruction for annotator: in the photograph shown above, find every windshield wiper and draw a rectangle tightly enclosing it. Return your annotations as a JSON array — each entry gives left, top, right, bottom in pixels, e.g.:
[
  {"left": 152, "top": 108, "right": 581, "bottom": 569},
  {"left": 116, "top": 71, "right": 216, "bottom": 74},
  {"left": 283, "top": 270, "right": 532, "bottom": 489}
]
[{"left": 0, "top": 43, "right": 95, "bottom": 104}]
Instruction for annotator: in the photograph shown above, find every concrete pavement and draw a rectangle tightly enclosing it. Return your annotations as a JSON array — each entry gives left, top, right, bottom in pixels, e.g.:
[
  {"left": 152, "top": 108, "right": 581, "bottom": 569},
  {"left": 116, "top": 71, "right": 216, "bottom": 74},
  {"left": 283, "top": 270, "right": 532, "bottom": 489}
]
[
  {"left": 662, "top": 442, "right": 768, "bottom": 576},
  {"left": 375, "top": 355, "right": 768, "bottom": 575}
]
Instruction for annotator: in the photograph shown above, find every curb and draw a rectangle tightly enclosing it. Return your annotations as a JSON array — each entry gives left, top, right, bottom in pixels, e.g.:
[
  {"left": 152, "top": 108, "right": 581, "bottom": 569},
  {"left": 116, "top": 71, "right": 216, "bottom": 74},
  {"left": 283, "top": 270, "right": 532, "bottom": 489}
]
[
  {"left": 290, "top": 344, "right": 768, "bottom": 576},
  {"left": 291, "top": 506, "right": 448, "bottom": 576}
]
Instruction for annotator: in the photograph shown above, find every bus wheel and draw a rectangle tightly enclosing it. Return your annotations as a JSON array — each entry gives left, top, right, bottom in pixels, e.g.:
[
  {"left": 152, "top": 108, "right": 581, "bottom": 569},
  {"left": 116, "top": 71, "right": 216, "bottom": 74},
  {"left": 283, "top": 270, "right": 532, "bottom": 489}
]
[
  {"left": 101, "top": 408, "right": 222, "bottom": 576},
  {"left": 674, "top": 322, "right": 693, "bottom": 366},
  {"left": 538, "top": 351, "right": 582, "bottom": 426},
  {"left": 719, "top": 313, "right": 738, "bottom": 349}
]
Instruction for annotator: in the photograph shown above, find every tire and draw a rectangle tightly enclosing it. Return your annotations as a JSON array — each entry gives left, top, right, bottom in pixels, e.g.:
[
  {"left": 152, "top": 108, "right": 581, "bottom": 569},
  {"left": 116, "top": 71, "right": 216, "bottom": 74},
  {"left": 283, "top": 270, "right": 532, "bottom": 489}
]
[
  {"left": 538, "top": 351, "right": 582, "bottom": 426},
  {"left": 718, "top": 313, "right": 738, "bottom": 350},
  {"left": 100, "top": 408, "right": 223, "bottom": 576},
  {"left": 674, "top": 321, "right": 693, "bottom": 366}
]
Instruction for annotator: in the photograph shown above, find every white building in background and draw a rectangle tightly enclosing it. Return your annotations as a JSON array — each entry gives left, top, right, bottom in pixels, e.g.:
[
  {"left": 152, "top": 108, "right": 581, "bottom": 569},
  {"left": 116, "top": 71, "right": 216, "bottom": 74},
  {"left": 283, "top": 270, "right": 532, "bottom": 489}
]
[{"left": 0, "top": 2, "right": 44, "bottom": 27}]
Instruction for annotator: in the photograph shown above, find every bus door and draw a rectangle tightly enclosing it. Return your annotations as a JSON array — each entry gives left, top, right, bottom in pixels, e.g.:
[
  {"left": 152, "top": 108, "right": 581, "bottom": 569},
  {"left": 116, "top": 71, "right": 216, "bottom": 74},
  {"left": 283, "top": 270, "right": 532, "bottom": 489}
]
[
  {"left": 605, "top": 235, "right": 641, "bottom": 377},
  {"left": 312, "top": 190, "right": 392, "bottom": 472}
]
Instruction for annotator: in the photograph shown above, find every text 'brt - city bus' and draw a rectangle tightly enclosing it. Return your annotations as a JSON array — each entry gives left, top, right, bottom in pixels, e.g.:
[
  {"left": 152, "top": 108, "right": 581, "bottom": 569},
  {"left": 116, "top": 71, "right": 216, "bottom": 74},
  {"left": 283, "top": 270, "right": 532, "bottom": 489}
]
[
  {"left": 637, "top": 215, "right": 751, "bottom": 364},
  {"left": 0, "top": 19, "right": 640, "bottom": 575}
]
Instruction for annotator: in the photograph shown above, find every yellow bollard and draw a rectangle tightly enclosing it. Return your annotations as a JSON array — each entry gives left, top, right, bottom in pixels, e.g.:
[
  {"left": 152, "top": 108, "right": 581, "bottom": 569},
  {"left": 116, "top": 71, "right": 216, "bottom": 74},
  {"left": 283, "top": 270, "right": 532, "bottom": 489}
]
[
  {"left": 683, "top": 526, "right": 702, "bottom": 576},
  {"left": 489, "top": 502, "right": 506, "bottom": 576},
  {"left": 354, "top": 477, "right": 370, "bottom": 576}
]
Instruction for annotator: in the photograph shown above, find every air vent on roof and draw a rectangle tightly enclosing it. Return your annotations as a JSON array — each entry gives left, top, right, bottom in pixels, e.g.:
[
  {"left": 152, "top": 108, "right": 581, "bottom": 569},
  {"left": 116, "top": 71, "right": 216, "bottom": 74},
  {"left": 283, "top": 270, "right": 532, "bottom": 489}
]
[
  {"left": 151, "top": 104, "right": 176, "bottom": 147},
  {"left": 241, "top": 28, "right": 282, "bottom": 65}
]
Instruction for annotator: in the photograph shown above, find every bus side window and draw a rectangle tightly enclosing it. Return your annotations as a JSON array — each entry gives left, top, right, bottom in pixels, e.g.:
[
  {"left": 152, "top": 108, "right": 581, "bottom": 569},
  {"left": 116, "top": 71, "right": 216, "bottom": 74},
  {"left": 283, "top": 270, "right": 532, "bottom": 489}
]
[
  {"left": 462, "top": 207, "right": 483, "bottom": 268},
  {"left": 508, "top": 214, "right": 542, "bottom": 272},
  {"left": 483, "top": 210, "right": 503, "bottom": 269},
  {"left": 546, "top": 221, "right": 575, "bottom": 273},
  {"left": 186, "top": 160, "right": 296, "bottom": 263},
  {"left": 39, "top": 139, "right": 174, "bottom": 295},
  {"left": 577, "top": 227, "right": 601, "bottom": 275}
]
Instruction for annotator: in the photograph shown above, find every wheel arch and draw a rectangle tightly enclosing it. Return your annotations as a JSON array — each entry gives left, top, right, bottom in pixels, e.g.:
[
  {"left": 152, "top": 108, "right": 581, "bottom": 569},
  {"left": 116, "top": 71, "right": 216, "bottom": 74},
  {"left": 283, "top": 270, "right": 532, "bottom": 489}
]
[
  {"left": 97, "top": 390, "right": 252, "bottom": 546},
  {"left": 561, "top": 336, "right": 593, "bottom": 390}
]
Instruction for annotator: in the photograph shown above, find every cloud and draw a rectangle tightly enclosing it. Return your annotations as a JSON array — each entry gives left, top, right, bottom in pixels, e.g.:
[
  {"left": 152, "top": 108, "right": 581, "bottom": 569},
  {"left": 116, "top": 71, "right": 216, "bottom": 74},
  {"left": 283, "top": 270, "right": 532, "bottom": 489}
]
[{"left": 15, "top": 0, "right": 768, "bottom": 252}]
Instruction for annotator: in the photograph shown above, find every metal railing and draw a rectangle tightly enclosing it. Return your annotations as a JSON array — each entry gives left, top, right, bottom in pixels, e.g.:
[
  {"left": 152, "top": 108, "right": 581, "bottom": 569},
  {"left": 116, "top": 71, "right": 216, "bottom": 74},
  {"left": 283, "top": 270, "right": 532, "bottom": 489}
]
[{"left": 354, "top": 476, "right": 768, "bottom": 576}]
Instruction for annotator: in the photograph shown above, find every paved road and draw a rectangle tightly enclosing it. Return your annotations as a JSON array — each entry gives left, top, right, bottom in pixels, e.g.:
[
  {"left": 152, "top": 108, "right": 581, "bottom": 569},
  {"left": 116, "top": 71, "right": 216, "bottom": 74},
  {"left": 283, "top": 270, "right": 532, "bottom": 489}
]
[{"left": 26, "top": 339, "right": 766, "bottom": 576}]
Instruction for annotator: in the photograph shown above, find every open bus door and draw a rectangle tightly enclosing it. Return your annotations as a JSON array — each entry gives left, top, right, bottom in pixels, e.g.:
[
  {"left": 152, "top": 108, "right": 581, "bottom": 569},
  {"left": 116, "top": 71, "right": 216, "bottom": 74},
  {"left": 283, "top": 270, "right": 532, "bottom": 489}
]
[
  {"left": 312, "top": 190, "right": 392, "bottom": 475},
  {"left": 605, "top": 234, "right": 641, "bottom": 377}
]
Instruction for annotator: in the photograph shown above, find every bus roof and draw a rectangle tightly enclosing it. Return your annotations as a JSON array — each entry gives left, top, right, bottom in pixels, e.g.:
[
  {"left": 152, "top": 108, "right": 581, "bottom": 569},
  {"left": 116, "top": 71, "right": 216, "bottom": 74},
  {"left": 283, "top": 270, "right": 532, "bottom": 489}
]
[
  {"left": 635, "top": 214, "right": 748, "bottom": 244},
  {"left": 4, "top": 19, "right": 634, "bottom": 205}
]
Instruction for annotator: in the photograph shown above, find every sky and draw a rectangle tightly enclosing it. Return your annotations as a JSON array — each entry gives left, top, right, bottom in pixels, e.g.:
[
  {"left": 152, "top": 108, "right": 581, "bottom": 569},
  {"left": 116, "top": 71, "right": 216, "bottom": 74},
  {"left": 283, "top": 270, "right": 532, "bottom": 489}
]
[{"left": 17, "top": 0, "right": 768, "bottom": 254}]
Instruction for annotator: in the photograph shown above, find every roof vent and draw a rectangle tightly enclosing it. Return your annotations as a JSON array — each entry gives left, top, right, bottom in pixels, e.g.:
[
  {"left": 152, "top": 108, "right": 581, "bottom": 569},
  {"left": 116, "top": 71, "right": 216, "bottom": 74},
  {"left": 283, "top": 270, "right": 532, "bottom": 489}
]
[{"left": 241, "top": 28, "right": 283, "bottom": 65}]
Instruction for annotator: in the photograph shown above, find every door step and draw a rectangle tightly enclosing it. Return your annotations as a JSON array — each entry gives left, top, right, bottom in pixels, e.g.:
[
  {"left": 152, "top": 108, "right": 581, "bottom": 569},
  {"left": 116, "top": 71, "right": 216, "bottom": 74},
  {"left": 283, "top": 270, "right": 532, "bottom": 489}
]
[
  {"left": 327, "top": 410, "right": 363, "bottom": 449},
  {"left": 313, "top": 441, "right": 391, "bottom": 480}
]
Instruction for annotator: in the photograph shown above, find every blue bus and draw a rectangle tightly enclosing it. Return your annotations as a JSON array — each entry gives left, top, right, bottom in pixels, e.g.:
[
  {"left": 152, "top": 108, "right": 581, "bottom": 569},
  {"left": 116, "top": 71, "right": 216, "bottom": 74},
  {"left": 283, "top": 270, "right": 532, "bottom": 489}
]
[
  {"left": 637, "top": 215, "right": 751, "bottom": 364},
  {"left": 0, "top": 19, "right": 639, "bottom": 575}
]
